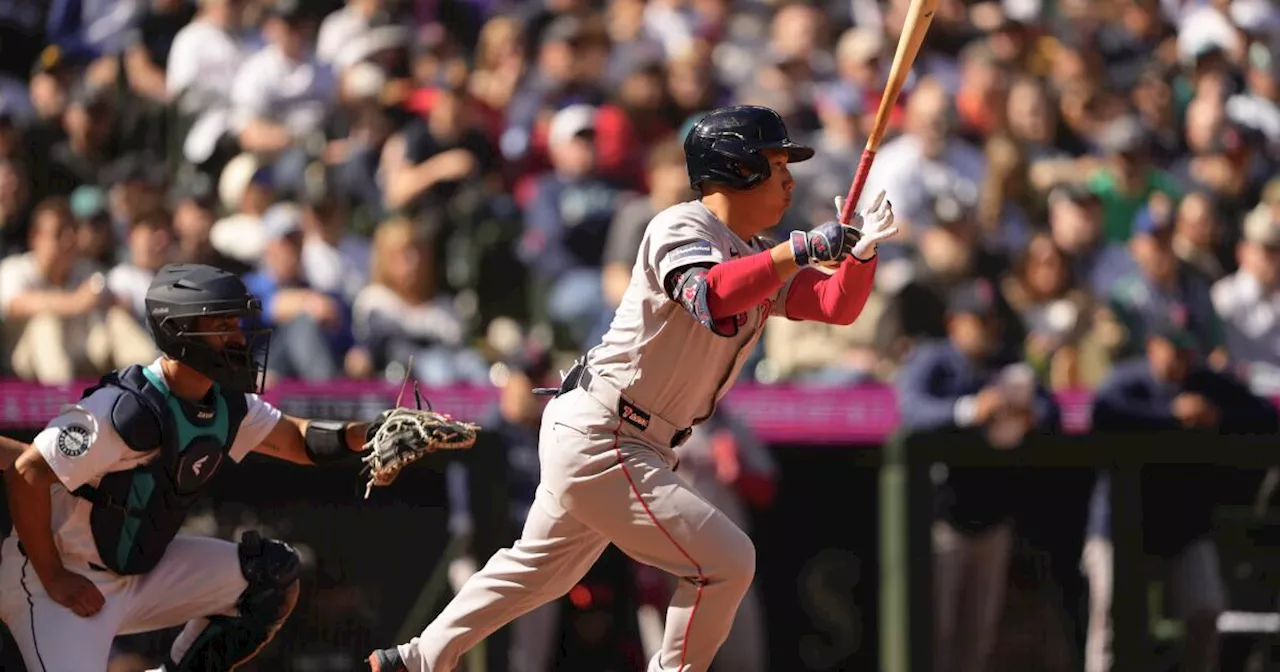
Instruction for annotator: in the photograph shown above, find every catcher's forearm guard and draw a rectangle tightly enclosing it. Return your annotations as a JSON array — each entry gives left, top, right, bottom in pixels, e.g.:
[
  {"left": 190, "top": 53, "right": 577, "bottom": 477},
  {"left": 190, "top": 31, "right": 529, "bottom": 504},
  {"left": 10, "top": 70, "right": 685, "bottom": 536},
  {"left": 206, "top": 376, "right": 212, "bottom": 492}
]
[{"left": 360, "top": 406, "right": 480, "bottom": 498}]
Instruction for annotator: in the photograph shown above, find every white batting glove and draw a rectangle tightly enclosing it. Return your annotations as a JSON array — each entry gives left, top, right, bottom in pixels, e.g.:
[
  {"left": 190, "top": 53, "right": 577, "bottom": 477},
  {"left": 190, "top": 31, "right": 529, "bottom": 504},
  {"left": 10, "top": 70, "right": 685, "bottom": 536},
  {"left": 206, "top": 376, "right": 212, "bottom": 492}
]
[{"left": 836, "top": 190, "right": 898, "bottom": 261}]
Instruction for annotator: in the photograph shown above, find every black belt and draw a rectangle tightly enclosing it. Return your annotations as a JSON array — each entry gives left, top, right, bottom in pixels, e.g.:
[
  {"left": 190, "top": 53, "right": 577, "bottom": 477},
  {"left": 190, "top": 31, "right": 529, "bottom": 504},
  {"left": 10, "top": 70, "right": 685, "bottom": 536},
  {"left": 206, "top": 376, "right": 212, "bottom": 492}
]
[{"left": 534, "top": 362, "right": 692, "bottom": 449}]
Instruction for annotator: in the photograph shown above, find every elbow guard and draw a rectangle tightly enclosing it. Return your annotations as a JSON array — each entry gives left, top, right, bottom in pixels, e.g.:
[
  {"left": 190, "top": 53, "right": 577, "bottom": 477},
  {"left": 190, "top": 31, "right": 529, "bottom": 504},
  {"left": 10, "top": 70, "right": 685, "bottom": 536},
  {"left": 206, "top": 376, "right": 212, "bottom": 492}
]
[
  {"left": 671, "top": 266, "right": 738, "bottom": 337},
  {"left": 304, "top": 420, "right": 356, "bottom": 465}
]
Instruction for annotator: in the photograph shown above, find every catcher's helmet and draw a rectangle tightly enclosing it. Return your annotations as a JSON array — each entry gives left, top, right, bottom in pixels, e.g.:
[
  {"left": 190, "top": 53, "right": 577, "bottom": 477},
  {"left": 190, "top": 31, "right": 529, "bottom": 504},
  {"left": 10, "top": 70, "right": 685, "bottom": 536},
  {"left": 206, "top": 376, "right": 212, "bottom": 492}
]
[
  {"left": 145, "top": 264, "right": 272, "bottom": 394},
  {"left": 683, "top": 105, "right": 814, "bottom": 192}
]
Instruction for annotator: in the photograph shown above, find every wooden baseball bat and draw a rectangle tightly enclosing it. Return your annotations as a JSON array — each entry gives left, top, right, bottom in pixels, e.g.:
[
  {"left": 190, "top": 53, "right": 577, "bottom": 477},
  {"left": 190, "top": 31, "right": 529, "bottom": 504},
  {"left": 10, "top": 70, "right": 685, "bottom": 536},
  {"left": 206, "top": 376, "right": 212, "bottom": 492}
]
[{"left": 838, "top": 0, "right": 939, "bottom": 225}]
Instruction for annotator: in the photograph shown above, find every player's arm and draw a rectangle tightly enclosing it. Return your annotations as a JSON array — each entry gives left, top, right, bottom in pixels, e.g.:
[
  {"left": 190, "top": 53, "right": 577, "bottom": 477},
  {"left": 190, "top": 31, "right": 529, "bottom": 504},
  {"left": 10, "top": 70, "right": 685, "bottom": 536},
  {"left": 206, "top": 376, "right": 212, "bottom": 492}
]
[
  {"left": 252, "top": 414, "right": 371, "bottom": 466},
  {"left": 0, "top": 434, "right": 26, "bottom": 471},
  {"left": 6, "top": 398, "right": 119, "bottom": 616},
  {"left": 659, "top": 232, "right": 802, "bottom": 336},
  {"left": 782, "top": 192, "right": 897, "bottom": 325}
]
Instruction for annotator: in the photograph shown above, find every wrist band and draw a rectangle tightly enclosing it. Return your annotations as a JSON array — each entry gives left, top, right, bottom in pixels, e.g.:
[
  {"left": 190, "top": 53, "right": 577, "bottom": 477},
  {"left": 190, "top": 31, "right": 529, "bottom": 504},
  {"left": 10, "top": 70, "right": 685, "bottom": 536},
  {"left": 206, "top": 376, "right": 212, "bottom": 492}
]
[{"left": 789, "top": 231, "right": 810, "bottom": 266}]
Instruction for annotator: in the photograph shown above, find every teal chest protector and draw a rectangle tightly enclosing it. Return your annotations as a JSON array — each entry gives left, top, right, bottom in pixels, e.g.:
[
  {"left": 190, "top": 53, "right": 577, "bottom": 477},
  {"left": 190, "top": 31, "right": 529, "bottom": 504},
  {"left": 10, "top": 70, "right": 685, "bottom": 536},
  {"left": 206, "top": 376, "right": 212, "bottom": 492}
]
[{"left": 73, "top": 365, "right": 247, "bottom": 575}]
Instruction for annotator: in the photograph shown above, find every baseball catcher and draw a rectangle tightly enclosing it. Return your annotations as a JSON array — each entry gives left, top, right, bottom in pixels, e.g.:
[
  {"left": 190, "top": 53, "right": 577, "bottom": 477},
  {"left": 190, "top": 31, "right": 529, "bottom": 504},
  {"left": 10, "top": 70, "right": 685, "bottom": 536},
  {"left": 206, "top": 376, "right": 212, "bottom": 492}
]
[{"left": 0, "top": 263, "right": 477, "bottom": 672}]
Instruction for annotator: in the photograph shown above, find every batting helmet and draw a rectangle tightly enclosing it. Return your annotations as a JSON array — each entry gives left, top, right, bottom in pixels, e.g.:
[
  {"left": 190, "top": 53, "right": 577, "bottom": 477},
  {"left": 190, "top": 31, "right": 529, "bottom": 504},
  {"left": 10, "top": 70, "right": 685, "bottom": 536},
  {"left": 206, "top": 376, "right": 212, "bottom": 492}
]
[
  {"left": 145, "top": 264, "right": 273, "bottom": 394},
  {"left": 683, "top": 105, "right": 815, "bottom": 191}
]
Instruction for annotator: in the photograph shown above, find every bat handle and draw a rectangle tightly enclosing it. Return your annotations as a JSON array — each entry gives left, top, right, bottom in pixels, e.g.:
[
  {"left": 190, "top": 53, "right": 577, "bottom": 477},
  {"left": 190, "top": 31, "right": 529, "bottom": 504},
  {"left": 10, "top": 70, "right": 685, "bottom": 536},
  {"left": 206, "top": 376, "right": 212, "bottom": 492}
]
[{"left": 840, "top": 148, "right": 877, "bottom": 225}]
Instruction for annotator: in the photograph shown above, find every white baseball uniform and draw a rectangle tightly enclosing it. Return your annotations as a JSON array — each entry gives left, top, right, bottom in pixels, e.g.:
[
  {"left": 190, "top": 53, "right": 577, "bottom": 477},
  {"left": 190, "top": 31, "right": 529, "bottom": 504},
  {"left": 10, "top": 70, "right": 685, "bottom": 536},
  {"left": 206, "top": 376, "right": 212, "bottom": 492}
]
[
  {"left": 0, "top": 358, "right": 281, "bottom": 672},
  {"left": 395, "top": 200, "right": 810, "bottom": 672}
]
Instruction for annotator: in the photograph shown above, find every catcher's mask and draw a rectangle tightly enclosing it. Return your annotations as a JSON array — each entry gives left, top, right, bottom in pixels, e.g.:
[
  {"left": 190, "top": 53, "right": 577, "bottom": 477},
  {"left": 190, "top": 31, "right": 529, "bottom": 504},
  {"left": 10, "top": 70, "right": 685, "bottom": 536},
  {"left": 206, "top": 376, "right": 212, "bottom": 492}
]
[{"left": 145, "top": 263, "right": 273, "bottom": 394}]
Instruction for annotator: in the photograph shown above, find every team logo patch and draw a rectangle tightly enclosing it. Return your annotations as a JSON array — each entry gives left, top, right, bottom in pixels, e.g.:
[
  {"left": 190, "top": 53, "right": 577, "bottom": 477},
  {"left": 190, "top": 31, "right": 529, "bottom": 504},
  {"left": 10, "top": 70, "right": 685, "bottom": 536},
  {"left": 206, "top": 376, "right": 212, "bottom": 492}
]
[{"left": 56, "top": 424, "right": 92, "bottom": 458}]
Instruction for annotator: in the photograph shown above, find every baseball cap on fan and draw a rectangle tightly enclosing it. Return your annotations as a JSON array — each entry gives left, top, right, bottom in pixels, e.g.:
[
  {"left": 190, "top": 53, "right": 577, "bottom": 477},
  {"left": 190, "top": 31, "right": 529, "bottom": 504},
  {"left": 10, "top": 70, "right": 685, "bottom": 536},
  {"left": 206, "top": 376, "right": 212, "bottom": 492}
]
[
  {"left": 549, "top": 104, "right": 597, "bottom": 147},
  {"left": 262, "top": 203, "right": 303, "bottom": 243}
]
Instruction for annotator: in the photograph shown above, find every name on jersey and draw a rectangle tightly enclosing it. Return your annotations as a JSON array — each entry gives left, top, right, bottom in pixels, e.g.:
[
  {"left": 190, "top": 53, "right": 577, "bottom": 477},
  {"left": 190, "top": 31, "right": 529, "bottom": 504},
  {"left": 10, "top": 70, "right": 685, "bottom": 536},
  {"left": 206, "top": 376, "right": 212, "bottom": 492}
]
[
  {"left": 57, "top": 424, "right": 92, "bottom": 458},
  {"left": 618, "top": 399, "right": 651, "bottom": 431},
  {"left": 667, "top": 241, "right": 717, "bottom": 264}
]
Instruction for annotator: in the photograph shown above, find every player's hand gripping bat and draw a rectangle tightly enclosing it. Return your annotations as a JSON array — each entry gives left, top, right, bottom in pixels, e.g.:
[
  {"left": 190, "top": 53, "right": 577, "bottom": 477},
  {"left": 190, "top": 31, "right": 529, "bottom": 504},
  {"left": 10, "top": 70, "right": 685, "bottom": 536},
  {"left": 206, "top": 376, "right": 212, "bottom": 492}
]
[{"left": 836, "top": 0, "right": 940, "bottom": 228}]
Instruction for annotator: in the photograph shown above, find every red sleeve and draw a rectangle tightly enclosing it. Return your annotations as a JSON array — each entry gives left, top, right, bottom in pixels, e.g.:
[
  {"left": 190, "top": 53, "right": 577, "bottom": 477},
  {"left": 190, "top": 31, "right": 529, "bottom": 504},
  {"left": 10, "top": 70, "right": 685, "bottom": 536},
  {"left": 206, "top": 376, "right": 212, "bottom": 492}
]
[
  {"left": 783, "top": 257, "right": 878, "bottom": 325},
  {"left": 701, "top": 251, "right": 786, "bottom": 319}
]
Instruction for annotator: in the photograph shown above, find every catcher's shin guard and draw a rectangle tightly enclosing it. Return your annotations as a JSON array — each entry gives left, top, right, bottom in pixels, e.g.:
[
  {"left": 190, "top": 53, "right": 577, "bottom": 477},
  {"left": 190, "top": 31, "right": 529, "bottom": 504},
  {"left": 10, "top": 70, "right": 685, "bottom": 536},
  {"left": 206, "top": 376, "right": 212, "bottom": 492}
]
[{"left": 170, "top": 531, "right": 302, "bottom": 671}]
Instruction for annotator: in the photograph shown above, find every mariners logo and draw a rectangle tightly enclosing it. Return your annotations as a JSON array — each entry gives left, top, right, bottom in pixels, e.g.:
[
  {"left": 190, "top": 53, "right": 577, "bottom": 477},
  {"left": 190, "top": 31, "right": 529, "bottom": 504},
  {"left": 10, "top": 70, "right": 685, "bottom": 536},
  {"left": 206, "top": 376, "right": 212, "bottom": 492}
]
[{"left": 57, "top": 425, "right": 92, "bottom": 458}]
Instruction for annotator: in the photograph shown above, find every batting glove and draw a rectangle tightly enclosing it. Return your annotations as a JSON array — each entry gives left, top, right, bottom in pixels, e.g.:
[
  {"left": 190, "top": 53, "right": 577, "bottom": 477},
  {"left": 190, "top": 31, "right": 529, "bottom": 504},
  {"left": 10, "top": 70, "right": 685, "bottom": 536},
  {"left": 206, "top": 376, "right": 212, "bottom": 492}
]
[
  {"left": 837, "top": 190, "right": 898, "bottom": 261},
  {"left": 790, "top": 220, "right": 862, "bottom": 266}
]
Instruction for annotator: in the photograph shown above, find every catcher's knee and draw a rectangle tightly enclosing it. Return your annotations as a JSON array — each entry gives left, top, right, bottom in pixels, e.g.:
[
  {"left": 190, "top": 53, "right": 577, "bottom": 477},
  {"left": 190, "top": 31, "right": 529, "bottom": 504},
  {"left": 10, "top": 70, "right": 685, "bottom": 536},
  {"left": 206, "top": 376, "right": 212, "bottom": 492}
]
[
  {"left": 170, "top": 532, "right": 301, "bottom": 672},
  {"left": 237, "top": 530, "right": 302, "bottom": 625}
]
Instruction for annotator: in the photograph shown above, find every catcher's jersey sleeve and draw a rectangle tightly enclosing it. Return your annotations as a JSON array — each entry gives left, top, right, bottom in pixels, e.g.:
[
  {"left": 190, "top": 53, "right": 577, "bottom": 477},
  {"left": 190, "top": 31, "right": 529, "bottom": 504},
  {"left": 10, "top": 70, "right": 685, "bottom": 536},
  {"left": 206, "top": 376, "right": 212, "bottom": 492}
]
[
  {"left": 227, "top": 394, "right": 283, "bottom": 463},
  {"left": 647, "top": 202, "right": 732, "bottom": 294},
  {"left": 34, "top": 389, "right": 135, "bottom": 492}
]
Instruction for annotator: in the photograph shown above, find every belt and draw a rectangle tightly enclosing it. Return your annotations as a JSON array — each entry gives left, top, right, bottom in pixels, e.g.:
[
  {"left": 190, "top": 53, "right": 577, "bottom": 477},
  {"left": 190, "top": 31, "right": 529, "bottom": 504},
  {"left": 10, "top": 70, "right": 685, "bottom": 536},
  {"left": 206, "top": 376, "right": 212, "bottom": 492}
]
[{"left": 537, "top": 360, "right": 692, "bottom": 449}]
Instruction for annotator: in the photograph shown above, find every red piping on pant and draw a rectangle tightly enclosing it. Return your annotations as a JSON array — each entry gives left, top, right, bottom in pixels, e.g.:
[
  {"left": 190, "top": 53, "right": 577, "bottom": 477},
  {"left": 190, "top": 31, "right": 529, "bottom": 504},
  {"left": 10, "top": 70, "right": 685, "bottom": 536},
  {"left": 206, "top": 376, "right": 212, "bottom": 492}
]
[{"left": 612, "top": 423, "right": 704, "bottom": 671}]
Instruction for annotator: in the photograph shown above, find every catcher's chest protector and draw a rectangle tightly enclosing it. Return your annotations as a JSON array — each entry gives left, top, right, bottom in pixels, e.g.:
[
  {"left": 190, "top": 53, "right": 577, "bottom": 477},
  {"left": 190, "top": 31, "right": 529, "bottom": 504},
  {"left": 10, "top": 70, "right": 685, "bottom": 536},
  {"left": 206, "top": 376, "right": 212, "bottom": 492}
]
[{"left": 73, "top": 365, "right": 247, "bottom": 575}]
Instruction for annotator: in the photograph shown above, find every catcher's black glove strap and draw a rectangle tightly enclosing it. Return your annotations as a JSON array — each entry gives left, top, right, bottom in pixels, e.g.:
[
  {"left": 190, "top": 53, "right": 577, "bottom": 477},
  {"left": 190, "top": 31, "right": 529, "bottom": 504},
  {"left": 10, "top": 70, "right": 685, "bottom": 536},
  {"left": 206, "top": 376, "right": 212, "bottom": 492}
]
[{"left": 305, "top": 420, "right": 357, "bottom": 464}]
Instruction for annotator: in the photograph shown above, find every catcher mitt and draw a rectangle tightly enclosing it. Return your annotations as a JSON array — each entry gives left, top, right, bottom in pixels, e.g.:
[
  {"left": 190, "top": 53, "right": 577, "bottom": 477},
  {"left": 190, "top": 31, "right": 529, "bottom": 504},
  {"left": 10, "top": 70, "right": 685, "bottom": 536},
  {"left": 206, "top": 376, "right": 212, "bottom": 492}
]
[{"left": 360, "top": 378, "right": 480, "bottom": 498}]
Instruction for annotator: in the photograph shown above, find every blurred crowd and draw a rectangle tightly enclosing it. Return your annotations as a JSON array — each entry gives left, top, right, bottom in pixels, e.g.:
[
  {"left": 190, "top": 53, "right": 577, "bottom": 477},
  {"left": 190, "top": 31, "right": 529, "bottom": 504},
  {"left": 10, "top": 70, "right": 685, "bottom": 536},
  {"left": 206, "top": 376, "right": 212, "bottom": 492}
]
[
  {"left": 0, "top": 0, "right": 1276, "bottom": 396},
  {"left": 3, "top": 0, "right": 1280, "bottom": 670}
]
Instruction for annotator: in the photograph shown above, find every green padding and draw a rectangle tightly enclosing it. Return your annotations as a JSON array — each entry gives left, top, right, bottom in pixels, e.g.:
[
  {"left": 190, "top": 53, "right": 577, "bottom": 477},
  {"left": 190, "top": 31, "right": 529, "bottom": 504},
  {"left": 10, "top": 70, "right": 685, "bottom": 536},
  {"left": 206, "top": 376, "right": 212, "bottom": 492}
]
[
  {"left": 117, "top": 472, "right": 156, "bottom": 570},
  {"left": 141, "top": 365, "right": 230, "bottom": 450}
]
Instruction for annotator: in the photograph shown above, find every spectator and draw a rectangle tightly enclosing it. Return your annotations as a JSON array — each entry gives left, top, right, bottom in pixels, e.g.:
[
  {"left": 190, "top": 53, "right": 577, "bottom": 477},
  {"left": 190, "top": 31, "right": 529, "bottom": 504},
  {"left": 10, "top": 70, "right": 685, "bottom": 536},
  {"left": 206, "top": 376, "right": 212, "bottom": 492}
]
[
  {"left": 45, "top": 0, "right": 143, "bottom": 64},
  {"left": 316, "top": 0, "right": 390, "bottom": 66},
  {"left": 503, "top": 14, "right": 607, "bottom": 165},
  {"left": 242, "top": 202, "right": 351, "bottom": 381},
  {"left": 854, "top": 76, "right": 985, "bottom": 235},
  {"left": 1171, "top": 188, "right": 1226, "bottom": 282},
  {"left": 1212, "top": 202, "right": 1280, "bottom": 394},
  {"left": 1000, "top": 232, "right": 1107, "bottom": 390},
  {"left": 895, "top": 278, "right": 1061, "bottom": 672},
  {"left": 121, "top": 0, "right": 194, "bottom": 105},
  {"left": 106, "top": 207, "right": 175, "bottom": 324},
  {"left": 1045, "top": 184, "right": 1137, "bottom": 299},
  {"left": 1087, "top": 114, "right": 1184, "bottom": 243},
  {"left": 1106, "top": 202, "right": 1227, "bottom": 365},
  {"left": 47, "top": 82, "right": 118, "bottom": 196},
  {"left": 300, "top": 185, "right": 370, "bottom": 306},
  {"left": 790, "top": 82, "right": 864, "bottom": 227},
  {"left": 166, "top": 0, "right": 252, "bottom": 167},
  {"left": 229, "top": 0, "right": 335, "bottom": 197},
  {"left": 874, "top": 186, "right": 1015, "bottom": 364},
  {"left": 350, "top": 216, "right": 489, "bottom": 385},
  {"left": 170, "top": 172, "right": 250, "bottom": 274},
  {"left": 103, "top": 153, "right": 168, "bottom": 236},
  {"left": 210, "top": 152, "right": 278, "bottom": 264},
  {"left": 1087, "top": 320, "right": 1279, "bottom": 672},
  {"left": 518, "top": 103, "right": 623, "bottom": 348},
  {"left": 70, "top": 184, "right": 116, "bottom": 266},
  {"left": 378, "top": 83, "right": 492, "bottom": 216},
  {"left": 0, "top": 197, "right": 154, "bottom": 383},
  {"left": 468, "top": 15, "right": 529, "bottom": 123},
  {"left": 0, "top": 158, "right": 32, "bottom": 257},
  {"left": 975, "top": 133, "right": 1033, "bottom": 253}
]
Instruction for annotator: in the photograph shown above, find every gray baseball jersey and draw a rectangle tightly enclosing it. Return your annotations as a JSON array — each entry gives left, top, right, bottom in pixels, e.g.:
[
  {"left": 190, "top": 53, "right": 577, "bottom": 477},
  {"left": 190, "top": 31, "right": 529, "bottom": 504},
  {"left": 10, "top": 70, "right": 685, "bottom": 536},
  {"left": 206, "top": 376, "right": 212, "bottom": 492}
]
[
  {"left": 586, "top": 200, "right": 796, "bottom": 430},
  {"left": 395, "top": 201, "right": 791, "bottom": 672}
]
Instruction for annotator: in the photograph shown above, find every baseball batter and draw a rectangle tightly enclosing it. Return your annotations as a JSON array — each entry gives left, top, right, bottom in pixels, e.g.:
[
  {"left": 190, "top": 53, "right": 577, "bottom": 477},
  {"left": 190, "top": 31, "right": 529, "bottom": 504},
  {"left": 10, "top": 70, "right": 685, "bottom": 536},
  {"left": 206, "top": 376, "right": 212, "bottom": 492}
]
[
  {"left": 369, "top": 105, "right": 899, "bottom": 672},
  {"left": 0, "top": 263, "right": 471, "bottom": 672}
]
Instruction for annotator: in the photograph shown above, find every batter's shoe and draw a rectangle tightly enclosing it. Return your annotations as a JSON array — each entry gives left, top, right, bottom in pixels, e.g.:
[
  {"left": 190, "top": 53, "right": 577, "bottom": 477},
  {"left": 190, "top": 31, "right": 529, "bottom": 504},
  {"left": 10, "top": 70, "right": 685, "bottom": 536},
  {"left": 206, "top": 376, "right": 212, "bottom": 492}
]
[{"left": 367, "top": 647, "right": 408, "bottom": 672}]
